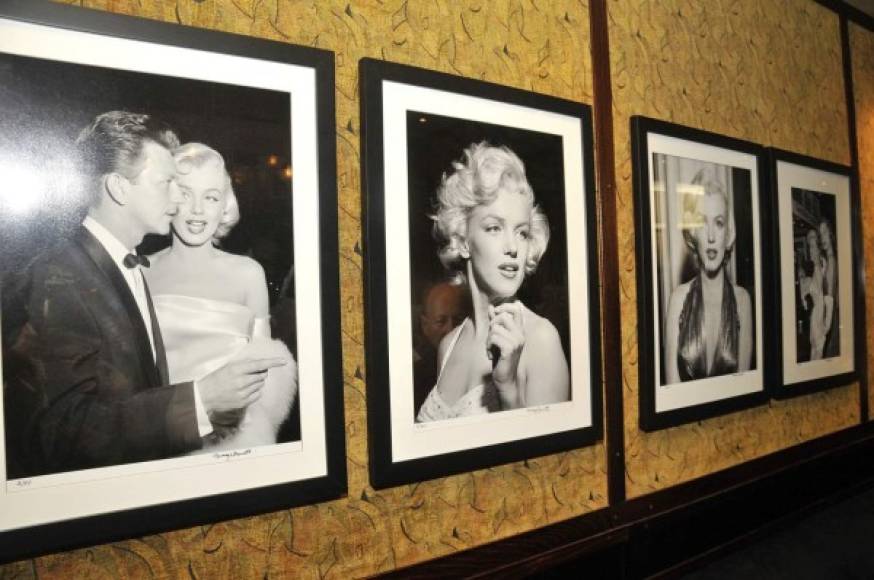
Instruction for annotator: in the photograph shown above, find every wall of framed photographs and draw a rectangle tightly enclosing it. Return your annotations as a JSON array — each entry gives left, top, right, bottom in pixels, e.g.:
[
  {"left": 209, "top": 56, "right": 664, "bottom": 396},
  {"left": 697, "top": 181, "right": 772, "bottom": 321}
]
[
  {"left": 0, "top": 0, "right": 872, "bottom": 578},
  {"left": 0, "top": 1, "right": 609, "bottom": 578},
  {"left": 851, "top": 23, "right": 874, "bottom": 418},
  {"left": 612, "top": 0, "right": 861, "bottom": 499}
]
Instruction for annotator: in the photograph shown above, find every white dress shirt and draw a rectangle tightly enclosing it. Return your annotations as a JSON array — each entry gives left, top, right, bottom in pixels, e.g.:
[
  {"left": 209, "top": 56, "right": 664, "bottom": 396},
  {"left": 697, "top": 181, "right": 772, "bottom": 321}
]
[{"left": 82, "top": 216, "right": 213, "bottom": 437}]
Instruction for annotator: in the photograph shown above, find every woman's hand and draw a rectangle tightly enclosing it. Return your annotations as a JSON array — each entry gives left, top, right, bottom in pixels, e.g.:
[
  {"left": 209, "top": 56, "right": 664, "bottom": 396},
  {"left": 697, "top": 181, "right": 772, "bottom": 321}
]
[{"left": 487, "top": 301, "right": 525, "bottom": 409}]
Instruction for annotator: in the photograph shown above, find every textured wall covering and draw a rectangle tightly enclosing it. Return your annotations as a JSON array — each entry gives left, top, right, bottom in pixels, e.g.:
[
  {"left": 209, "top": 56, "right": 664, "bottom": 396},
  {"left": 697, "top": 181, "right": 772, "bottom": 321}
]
[
  {"left": 0, "top": 1, "right": 605, "bottom": 578},
  {"left": 852, "top": 24, "right": 874, "bottom": 418},
  {"left": 1, "top": 1, "right": 871, "bottom": 577},
  {"left": 609, "top": 0, "right": 860, "bottom": 499}
]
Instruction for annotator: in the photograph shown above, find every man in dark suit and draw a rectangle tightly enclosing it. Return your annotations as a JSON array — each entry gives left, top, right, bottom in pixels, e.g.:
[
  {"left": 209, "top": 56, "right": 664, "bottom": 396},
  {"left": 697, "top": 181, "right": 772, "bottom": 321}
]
[{"left": 3, "top": 111, "right": 284, "bottom": 478}]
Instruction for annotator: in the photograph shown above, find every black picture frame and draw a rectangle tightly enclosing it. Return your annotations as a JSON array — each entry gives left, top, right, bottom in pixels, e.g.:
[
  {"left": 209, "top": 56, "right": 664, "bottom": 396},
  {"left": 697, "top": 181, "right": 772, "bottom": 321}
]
[
  {"left": 360, "top": 58, "right": 603, "bottom": 489},
  {"left": 768, "top": 148, "right": 859, "bottom": 399},
  {"left": 631, "top": 116, "right": 772, "bottom": 432},
  {"left": 0, "top": 1, "right": 345, "bottom": 562}
]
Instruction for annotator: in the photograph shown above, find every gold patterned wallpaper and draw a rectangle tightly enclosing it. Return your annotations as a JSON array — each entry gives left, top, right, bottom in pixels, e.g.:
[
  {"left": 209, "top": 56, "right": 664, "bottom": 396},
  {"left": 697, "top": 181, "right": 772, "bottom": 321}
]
[
  {"left": 0, "top": 1, "right": 606, "bottom": 578},
  {"left": 1, "top": 1, "right": 872, "bottom": 577},
  {"left": 852, "top": 24, "right": 874, "bottom": 418},
  {"left": 609, "top": 0, "right": 860, "bottom": 499}
]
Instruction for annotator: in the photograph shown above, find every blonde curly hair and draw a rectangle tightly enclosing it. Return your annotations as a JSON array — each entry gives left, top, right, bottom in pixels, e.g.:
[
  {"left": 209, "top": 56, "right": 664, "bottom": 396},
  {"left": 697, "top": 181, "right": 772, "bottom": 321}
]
[
  {"left": 173, "top": 142, "right": 240, "bottom": 242},
  {"left": 681, "top": 167, "right": 736, "bottom": 260},
  {"left": 431, "top": 142, "right": 549, "bottom": 284}
]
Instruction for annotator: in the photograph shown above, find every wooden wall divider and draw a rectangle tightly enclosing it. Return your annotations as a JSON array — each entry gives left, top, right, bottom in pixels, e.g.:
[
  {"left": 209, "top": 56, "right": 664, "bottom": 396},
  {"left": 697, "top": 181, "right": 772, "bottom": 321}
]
[
  {"left": 820, "top": 0, "right": 874, "bottom": 30},
  {"left": 588, "top": 0, "right": 626, "bottom": 507},
  {"left": 0, "top": 0, "right": 870, "bottom": 576},
  {"left": 839, "top": 10, "right": 871, "bottom": 422}
]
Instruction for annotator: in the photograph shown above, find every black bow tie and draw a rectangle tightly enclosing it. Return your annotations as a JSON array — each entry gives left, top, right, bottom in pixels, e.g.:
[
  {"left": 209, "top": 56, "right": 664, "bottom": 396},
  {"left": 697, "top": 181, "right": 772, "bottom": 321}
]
[{"left": 123, "top": 253, "right": 150, "bottom": 269}]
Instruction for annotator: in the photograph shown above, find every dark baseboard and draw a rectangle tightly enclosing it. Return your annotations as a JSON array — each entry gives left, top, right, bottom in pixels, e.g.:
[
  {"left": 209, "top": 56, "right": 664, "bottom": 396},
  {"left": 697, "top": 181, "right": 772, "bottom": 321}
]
[
  {"left": 377, "top": 423, "right": 874, "bottom": 579},
  {"left": 650, "top": 477, "right": 874, "bottom": 580}
]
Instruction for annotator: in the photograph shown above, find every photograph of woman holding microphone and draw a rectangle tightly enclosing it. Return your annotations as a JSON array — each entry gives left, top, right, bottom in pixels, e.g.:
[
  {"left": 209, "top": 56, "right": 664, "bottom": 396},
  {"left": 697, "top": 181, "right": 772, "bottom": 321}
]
[
  {"left": 363, "top": 68, "right": 599, "bottom": 486},
  {"left": 416, "top": 142, "right": 570, "bottom": 422}
]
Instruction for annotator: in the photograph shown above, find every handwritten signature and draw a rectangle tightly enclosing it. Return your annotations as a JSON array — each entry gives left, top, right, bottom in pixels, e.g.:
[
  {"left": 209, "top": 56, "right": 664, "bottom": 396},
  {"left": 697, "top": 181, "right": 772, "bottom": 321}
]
[{"left": 213, "top": 449, "right": 253, "bottom": 460}]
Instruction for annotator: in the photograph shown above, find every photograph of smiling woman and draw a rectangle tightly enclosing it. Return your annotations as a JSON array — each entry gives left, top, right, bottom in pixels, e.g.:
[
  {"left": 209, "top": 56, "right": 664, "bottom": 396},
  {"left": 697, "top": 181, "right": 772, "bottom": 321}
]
[
  {"left": 416, "top": 142, "right": 570, "bottom": 422},
  {"left": 145, "top": 142, "right": 298, "bottom": 452}
]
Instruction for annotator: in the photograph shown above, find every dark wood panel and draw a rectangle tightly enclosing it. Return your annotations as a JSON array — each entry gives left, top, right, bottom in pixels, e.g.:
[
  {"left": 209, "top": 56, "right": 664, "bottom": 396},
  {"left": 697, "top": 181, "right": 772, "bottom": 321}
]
[
  {"left": 588, "top": 0, "right": 626, "bottom": 506},
  {"left": 377, "top": 424, "right": 874, "bottom": 578},
  {"left": 816, "top": 0, "right": 874, "bottom": 31},
  {"left": 840, "top": 13, "right": 871, "bottom": 423}
]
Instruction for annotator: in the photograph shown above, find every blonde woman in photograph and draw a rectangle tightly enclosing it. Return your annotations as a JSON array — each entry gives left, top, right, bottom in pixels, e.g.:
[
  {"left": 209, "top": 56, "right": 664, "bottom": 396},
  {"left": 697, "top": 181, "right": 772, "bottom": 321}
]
[
  {"left": 663, "top": 170, "right": 753, "bottom": 384},
  {"left": 798, "top": 227, "right": 834, "bottom": 361},
  {"left": 416, "top": 142, "right": 569, "bottom": 422},
  {"left": 147, "top": 142, "right": 297, "bottom": 451},
  {"left": 818, "top": 219, "right": 839, "bottom": 358}
]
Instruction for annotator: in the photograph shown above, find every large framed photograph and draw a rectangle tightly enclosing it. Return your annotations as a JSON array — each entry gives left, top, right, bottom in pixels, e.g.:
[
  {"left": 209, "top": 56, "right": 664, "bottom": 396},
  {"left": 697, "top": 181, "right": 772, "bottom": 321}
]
[
  {"left": 770, "top": 149, "right": 858, "bottom": 397},
  {"left": 0, "top": 2, "right": 344, "bottom": 561},
  {"left": 631, "top": 117, "right": 771, "bottom": 431},
  {"left": 360, "top": 58, "right": 602, "bottom": 488}
]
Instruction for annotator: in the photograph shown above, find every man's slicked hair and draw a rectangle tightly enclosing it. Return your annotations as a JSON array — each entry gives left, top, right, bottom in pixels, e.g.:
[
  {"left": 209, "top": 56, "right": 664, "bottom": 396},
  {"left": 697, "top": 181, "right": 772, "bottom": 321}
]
[{"left": 76, "top": 111, "right": 180, "bottom": 202}]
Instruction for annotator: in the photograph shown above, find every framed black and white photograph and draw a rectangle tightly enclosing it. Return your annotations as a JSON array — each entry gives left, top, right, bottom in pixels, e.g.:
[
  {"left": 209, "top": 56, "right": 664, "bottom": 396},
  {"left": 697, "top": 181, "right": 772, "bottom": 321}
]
[
  {"left": 0, "top": 2, "right": 344, "bottom": 561},
  {"left": 632, "top": 117, "right": 770, "bottom": 431},
  {"left": 361, "top": 58, "right": 602, "bottom": 489},
  {"left": 770, "top": 148, "right": 858, "bottom": 397}
]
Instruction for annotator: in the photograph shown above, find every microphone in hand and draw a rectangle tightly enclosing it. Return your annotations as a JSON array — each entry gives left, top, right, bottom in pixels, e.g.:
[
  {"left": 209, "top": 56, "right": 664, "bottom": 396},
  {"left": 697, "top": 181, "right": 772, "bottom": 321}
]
[{"left": 488, "top": 296, "right": 517, "bottom": 368}]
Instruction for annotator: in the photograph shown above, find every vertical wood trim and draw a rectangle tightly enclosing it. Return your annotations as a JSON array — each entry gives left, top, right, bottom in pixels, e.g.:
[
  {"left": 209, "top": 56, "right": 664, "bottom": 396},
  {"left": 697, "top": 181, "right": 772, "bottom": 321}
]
[
  {"left": 814, "top": 0, "right": 874, "bottom": 32},
  {"left": 840, "top": 16, "right": 870, "bottom": 422},
  {"left": 588, "top": 0, "right": 625, "bottom": 504}
]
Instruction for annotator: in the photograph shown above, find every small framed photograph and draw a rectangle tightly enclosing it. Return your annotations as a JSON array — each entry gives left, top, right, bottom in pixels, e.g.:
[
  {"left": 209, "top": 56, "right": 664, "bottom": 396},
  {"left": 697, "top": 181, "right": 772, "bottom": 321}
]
[
  {"left": 770, "top": 148, "right": 857, "bottom": 397},
  {"left": 631, "top": 116, "right": 771, "bottom": 431},
  {"left": 0, "top": 2, "right": 345, "bottom": 561},
  {"left": 360, "top": 58, "right": 602, "bottom": 488}
]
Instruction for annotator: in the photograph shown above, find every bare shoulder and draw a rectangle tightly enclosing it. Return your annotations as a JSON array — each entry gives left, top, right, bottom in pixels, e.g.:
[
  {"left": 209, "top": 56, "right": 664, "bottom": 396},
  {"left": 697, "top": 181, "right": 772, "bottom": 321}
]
[
  {"left": 437, "top": 321, "right": 465, "bottom": 362},
  {"left": 217, "top": 252, "right": 265, "bottom": 282},
  {"left": 521, "top": 306, "right": 561, "bottom": 347},
  {"left": 670, "top": 280, "right": 693, "bottom": 307},
  {"left": 733, "top": 284, "right": 752, "bottom": 312},
  {"left": 519, "top": 305, "right": 569, "bottom": 397},
  {"left": 665, "top": 281, "right": 692, "bottom": 322}
]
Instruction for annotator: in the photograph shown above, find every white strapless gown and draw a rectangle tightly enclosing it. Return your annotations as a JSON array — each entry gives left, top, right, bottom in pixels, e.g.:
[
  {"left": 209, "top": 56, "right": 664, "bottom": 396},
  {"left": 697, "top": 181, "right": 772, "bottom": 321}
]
[
  {"left": 416, "top": 319, "right": 500, "bottom": 422},
  {"left": 154, "top": 294, "right": 298, "bottom": 452}
]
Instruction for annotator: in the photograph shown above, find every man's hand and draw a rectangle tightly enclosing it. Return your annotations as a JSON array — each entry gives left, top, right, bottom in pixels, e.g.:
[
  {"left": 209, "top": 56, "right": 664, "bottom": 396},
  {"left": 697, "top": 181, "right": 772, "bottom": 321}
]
[{"left": 198, "top": 358, "right": 287, "bottom": 417}]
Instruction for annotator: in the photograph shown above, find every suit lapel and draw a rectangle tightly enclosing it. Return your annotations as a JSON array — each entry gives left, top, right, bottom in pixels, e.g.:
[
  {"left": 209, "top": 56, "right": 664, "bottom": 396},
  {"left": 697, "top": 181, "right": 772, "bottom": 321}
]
[
  {"left": 75, "top": 227, "right": 161, "bottom": 387},
  {"left": 142, "top": 278, "right": 169, "bottom": 385}
]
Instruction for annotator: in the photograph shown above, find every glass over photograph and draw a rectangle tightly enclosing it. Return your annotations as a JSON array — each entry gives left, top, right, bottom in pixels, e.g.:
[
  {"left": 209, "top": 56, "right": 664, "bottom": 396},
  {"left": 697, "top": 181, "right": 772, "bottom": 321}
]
[
  {"left": 0, "top": 53, "right": 300, "bottom": 481},
  {"left": 363, "top": 58, "right": 599, "bottom": 486},
  {"left": 773, "top": 150, "right": 855, "bottom": 397},
  {"left": 406, "top": 112, "right": 571, "bottom": 423},
  {"left": 0, "top": 8, "right": 341, "bottom": 556},
  {"left": 653, "top": 153, "right": 757, "bottom": 387},
  {"left": 791, "top": 187, "right": 839, "bottom": 363}
]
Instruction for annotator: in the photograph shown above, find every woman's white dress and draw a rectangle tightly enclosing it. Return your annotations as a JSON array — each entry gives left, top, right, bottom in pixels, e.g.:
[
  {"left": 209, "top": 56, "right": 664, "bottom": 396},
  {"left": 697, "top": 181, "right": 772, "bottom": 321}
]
[
  {"left": 416, "top": 319, "right": 500, "bottom": 422},
  {"left": 154, "top": 294, "right": 297, "bottom": 452}
]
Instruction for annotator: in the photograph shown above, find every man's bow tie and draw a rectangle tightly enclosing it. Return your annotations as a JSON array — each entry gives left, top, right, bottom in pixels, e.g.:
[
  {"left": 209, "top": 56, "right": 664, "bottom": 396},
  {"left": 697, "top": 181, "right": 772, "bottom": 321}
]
[{"left": 123, "top": 253, "right": 150, "bottom": 269}]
